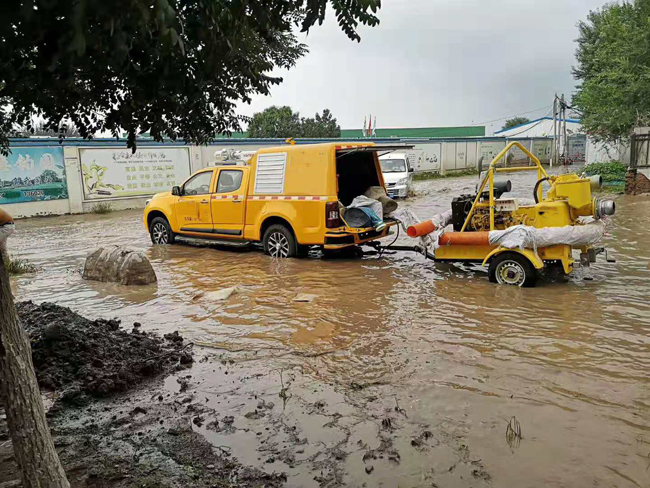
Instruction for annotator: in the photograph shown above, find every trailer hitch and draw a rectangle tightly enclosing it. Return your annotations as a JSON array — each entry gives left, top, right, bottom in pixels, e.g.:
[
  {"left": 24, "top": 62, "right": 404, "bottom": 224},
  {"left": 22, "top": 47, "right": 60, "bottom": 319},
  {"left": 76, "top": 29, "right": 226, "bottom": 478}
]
[
  {"left": 580, "top": 247, "right": 616, "bottom": 267},
  {"left": 365, "top": 241, "right": 436, "bottom": 260},
  {"left": 603, "top": 248, "right": 616, "bottom": 263}
]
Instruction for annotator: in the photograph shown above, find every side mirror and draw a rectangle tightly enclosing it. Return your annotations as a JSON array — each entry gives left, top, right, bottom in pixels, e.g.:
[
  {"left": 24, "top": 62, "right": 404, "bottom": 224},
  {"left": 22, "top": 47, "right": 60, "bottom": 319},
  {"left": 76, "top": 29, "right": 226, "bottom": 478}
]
[
  {"left": 408, "top": 167, "right": 414, "bottom": 173},
  {"left": 171, "top": 186, "right": 181, "bottom": 196}
]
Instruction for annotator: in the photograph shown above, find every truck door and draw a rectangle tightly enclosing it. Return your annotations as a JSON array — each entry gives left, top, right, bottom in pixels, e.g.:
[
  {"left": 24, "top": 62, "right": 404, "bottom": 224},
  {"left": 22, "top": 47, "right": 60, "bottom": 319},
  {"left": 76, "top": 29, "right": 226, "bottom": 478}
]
[
  {"left": 211, "top": 168, "right": 248, "bottom": 237},
  {"left": 175, "top": 170, "right": 215, "bottom": 233}
]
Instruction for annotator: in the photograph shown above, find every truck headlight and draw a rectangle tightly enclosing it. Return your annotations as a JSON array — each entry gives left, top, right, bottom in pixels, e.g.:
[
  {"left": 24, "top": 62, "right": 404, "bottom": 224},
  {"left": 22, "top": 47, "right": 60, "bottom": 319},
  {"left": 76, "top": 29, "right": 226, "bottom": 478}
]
[
  {"left": 145, "top": 199, "right": 151, "bottom": 207},
  {"left": 396, "top": 177, "right": 409, "bottom": 186}
]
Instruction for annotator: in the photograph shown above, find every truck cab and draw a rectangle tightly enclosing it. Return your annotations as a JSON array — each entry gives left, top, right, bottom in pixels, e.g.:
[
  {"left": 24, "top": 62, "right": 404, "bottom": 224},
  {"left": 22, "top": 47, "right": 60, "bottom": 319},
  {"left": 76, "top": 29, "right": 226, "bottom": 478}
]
[
  {"left": 379, "top": 152, "right": 413, "bottom": 198},
  {"left": 144, "top": 142, "right": 408, "bottom": 257}
]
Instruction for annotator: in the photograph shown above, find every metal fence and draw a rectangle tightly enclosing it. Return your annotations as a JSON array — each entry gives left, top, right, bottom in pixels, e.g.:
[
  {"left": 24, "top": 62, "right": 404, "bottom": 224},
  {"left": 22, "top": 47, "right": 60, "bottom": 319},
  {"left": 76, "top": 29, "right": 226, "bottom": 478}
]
[{"left": 630, "top": 132, "right": 650, "bottom": 169}]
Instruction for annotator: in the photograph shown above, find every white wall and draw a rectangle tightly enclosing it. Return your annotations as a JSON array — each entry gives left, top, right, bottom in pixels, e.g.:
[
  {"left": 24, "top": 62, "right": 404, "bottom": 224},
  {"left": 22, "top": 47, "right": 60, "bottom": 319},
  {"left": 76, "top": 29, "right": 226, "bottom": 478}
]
[
  {"left": 7, "top": 136, "right": 583, "bottom": 220},
  {"left": 406, "top": 143, "right": 442, "bottom": 172},
  {"left": 466, "top": 142, "right": 478, "bottom": 168},
  {"left": 586, "top": 138, "right": 631, "bottom": 165},
  {"left": 6, "top": 199, "right": 70, "bottom": 219},
  {"left": 507, "top": 140, "right": 532, "bottom": 165},
  {"left": 479, "top": 141, "right": 506, "bottom": 166},
  {"left": 190, "top": 145, "right": 204, "bottom": 173},
  {"left": 63, "top": 146, "right": 83, "bottom": 214}
]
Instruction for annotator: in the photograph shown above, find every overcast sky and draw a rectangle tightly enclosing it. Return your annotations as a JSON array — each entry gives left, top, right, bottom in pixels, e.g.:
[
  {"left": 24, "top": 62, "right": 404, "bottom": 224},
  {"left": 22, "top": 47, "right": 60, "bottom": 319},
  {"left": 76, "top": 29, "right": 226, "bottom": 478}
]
[{"left": 237, "top": 0, "right": 607, "bottom": 134}]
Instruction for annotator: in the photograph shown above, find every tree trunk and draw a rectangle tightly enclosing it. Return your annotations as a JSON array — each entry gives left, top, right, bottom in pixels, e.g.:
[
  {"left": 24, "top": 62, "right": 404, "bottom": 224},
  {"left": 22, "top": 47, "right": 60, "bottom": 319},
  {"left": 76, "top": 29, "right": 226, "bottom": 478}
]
[{"left": 0, "top": 258, "right": 70, "bottom": 488}]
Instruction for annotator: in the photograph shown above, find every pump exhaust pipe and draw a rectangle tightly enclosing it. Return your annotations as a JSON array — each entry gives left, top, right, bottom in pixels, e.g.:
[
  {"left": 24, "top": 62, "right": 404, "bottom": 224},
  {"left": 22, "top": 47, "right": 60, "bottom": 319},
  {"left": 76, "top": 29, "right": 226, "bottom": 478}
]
[{"left": 589, "top": 175, "right": 603, "bottom": 190}]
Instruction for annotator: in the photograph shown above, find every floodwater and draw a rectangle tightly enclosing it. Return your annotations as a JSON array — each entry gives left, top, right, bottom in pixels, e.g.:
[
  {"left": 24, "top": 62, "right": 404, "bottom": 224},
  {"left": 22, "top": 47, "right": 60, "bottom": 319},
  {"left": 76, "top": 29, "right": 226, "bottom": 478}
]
[{"left": 9, "top": 168, "right": 650, "bottom": 487}]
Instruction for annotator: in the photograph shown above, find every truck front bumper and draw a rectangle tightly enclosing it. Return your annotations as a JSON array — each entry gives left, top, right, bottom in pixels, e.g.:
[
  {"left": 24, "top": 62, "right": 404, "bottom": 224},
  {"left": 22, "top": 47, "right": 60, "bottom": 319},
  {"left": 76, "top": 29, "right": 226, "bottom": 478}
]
[{"left": 387, "top": 185, "right": 408, "bottom": 198}]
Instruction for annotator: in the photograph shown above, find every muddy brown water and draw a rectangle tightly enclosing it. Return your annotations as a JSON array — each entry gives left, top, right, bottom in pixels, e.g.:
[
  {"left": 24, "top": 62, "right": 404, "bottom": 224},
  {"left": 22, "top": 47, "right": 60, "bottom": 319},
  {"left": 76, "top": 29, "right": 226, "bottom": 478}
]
[{"left": 8, "top": 168, "right": 650, "bottom": 487}]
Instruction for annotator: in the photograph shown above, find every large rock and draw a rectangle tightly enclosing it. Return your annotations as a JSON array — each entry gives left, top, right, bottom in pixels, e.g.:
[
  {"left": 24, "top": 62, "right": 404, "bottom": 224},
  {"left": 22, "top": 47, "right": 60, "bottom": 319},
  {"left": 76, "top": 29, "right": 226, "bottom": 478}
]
[{"left": 82, "top": 246, "right": 157, "bottom": 285}]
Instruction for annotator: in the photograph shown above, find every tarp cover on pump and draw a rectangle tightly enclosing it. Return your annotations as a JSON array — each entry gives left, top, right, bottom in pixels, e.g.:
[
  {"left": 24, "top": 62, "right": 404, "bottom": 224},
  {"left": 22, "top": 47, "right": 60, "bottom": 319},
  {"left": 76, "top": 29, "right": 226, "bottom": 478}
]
[
  {"left": 398, "top": 210, "right": 606, "bottom": 256},
  {"left": 488, "top": 221, "right": 605, "bottom": 250}
]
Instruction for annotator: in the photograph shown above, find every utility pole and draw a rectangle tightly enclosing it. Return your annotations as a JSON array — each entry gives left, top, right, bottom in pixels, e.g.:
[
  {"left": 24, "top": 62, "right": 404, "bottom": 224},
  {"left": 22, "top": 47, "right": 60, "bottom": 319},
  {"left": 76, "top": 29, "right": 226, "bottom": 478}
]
[
  {"left": 562, "top": 93, "right": 569, "bottom": 166},
  {"left": 552, "top": 95, "right": 557, "bottom": 167}
]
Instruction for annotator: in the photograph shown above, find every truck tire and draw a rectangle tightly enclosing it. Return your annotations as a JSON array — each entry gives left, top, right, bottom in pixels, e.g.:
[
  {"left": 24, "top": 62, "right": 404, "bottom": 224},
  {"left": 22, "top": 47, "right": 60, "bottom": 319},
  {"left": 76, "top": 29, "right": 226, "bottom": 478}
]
[
  {"left": 263, "top": 224, "right": 297, "bottom": 258},
  {"left": 488, "top": 252, "right": 537, "bottom": 287},
  {"left": 150, "top": 216, "right": 176, "bottom": 245}
]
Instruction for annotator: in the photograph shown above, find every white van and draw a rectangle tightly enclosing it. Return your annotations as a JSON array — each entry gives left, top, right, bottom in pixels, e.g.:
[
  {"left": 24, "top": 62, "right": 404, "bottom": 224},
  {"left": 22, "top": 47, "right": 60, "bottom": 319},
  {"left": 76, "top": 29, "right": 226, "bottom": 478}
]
[{"left": 379, "top": 152, "right": 413, "bottom": 198}]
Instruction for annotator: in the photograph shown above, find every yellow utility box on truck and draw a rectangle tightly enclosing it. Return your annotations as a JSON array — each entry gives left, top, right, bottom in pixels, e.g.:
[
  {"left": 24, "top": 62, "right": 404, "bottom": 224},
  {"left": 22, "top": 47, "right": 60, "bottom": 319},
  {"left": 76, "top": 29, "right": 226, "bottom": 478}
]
[{"left": 144, "top": 142, "right": 405, "bottom": 257}]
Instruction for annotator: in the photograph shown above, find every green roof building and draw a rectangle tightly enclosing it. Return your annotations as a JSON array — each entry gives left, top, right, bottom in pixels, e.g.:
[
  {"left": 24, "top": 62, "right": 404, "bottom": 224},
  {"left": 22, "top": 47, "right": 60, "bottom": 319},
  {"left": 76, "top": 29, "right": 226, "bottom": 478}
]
[
  {"left": 214, "top": 125, "right": 485, "bottom": 139},
  {"left": 340, "top": 126, "right": 485, "bottom": 138}
]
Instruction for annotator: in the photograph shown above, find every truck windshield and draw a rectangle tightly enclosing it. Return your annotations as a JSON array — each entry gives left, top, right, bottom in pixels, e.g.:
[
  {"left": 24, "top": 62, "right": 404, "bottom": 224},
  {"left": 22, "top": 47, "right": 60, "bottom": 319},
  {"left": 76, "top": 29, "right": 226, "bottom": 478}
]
[{"left": 380, "top": 159, "right": 407, "bottom": 173}]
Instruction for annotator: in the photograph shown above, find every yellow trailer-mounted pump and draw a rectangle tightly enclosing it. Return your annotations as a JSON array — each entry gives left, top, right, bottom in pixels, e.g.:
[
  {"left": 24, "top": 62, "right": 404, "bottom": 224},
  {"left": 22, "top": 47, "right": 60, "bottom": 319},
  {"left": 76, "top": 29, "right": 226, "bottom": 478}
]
[{"left": 406, "top": 142, "right": 616, "bottom": 287}]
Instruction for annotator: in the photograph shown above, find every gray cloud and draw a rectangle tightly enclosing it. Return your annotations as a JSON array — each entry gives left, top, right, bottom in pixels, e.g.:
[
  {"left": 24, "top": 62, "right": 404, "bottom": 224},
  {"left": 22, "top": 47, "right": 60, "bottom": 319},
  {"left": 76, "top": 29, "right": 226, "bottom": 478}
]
[{"left": 238, "top": 0, "right": 606, "bottom": 133}]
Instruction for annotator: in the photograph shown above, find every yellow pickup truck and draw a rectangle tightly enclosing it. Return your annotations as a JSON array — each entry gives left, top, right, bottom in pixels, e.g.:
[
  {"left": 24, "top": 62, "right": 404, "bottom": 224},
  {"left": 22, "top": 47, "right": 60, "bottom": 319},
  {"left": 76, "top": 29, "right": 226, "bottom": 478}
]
[{"left": 143, "top": 142, "right": 405, "bottom": 257}]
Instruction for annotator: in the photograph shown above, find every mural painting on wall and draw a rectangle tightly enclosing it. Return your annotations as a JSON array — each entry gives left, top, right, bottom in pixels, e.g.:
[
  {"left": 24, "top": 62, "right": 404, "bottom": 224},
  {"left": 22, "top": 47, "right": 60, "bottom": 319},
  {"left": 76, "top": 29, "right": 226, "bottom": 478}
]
[
  {"left": 508, "top": 142, "right": 532, "bottom": 165},
  {"left": 532, "top": 140, "right": 552, "bottom": 163},
  {"left": 80, "top": 147, "right": 191, "bottom": 200},
  {"left": 569, "top": 138, "right": 586, "bottom": 163},
  {"left": 480, "top": 141, "right": 506, "bottom": 165},
  {"left": 407, "top": 144, "right": 441, "bottom": 172},
  {"left": 0, "top": 147, "right": 67, "bottom": 204},
  {"left": 456, "top": 144, "right": 469, "bottom": 168}
]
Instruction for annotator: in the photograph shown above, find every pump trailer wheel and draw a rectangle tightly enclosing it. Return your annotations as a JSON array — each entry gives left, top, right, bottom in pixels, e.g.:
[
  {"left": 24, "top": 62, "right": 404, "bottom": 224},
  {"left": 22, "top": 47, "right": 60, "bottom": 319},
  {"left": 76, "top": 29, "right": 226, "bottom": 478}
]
[{"left": 488, "top": 252, "right": 537, "bottom": 287}]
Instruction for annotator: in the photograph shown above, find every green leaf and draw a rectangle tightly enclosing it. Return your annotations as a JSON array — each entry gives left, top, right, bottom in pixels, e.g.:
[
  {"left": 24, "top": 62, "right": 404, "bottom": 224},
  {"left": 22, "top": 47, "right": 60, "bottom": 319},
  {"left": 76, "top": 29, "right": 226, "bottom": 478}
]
[
  {"left": 573, "top": 1, "right": 650, "bottom": 141},
  {"left": 0, "top": 0, "right": 379, "bottom": 153}
]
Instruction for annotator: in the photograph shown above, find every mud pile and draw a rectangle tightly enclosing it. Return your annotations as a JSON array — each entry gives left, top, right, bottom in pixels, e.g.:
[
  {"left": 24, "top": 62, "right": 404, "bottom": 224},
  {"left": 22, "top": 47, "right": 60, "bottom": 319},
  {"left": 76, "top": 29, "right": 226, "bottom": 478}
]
[{"left": 16, "top": 301, "right": 193, "bottom": 402}]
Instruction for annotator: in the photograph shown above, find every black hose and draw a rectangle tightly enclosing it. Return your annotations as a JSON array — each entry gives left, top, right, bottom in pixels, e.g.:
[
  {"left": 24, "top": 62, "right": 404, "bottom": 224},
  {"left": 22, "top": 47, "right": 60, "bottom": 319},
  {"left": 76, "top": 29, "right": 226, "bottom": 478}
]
[
  {"left": 378, "top": 224, "right": 400, "bottom": 259},
  {"left": 533, "top": 177, "right": 550, "bottom": 204}
]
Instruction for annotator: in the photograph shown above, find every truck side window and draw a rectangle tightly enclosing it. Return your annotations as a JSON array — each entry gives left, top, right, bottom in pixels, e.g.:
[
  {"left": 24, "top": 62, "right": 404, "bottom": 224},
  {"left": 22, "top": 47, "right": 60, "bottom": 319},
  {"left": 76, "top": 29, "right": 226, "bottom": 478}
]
[
  {"left": 217, "top": 170, "right": 243, "bottom": 193},
  {"left": 183, "top": 171, "right": 213, "bottom": 195}
]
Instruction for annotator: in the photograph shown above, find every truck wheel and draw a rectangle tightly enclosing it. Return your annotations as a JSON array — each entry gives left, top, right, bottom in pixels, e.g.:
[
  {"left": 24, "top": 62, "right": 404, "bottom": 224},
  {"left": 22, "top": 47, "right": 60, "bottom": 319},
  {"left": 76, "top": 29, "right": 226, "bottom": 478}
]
[
  {"left": 488, "top": 253, "right": 537, "bottom": 287},
  {"left": 150, "top": 217, "right": 175, "bottom": 245},
  {"left": 263, "top": 224, "right": 297, "bottom": 258}
]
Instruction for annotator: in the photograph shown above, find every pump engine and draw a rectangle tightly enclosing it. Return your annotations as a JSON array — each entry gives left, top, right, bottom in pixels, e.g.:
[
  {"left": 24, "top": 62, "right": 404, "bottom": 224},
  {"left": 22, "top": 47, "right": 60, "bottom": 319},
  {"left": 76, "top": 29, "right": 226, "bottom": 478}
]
[{"left": 450, "top": 180, "right": 521, "bottom": 231}]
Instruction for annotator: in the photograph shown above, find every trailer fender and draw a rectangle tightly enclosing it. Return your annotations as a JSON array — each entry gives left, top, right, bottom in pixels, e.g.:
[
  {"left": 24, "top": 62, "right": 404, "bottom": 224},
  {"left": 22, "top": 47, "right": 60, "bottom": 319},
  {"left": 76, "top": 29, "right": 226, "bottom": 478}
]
[{"left": 482, "top": 248, "right": 544, "bottom": 269}]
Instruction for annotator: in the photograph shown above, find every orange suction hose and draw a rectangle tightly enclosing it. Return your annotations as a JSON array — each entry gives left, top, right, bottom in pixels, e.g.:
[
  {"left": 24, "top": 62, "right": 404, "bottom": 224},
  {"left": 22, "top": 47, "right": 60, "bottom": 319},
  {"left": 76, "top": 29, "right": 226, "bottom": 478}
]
[
  {"left": 407, "top": 220, "right": 437, "bottom": 237},
  {"left": 438, "top": 232, "right": 490, "bottom": 246}
]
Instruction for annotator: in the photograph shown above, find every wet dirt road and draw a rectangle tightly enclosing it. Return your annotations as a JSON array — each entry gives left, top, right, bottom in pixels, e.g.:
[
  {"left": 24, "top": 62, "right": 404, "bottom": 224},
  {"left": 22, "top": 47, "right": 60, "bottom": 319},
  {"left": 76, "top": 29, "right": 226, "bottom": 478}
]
[{"left": 8, "top": 169, "right": 650, "bottom": 487}]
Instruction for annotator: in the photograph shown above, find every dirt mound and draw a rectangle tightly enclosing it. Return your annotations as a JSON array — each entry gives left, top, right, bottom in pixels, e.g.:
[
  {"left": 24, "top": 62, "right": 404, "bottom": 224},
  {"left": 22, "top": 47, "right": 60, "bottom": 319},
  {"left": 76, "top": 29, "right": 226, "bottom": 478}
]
[{"left": 16, "top": 301, "right": 192, "bottom": 403}]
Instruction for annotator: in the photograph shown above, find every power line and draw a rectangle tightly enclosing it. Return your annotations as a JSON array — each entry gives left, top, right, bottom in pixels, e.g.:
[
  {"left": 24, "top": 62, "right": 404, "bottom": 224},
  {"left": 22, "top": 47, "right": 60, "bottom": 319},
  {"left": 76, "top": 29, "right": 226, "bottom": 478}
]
[{"left": 471, "top": 105, "right": 552, "bottom": 127}]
